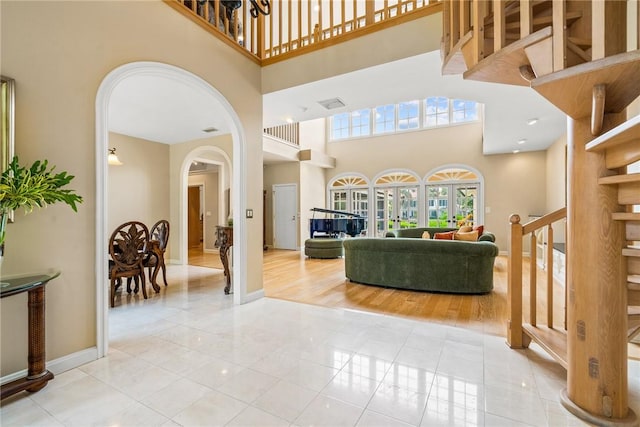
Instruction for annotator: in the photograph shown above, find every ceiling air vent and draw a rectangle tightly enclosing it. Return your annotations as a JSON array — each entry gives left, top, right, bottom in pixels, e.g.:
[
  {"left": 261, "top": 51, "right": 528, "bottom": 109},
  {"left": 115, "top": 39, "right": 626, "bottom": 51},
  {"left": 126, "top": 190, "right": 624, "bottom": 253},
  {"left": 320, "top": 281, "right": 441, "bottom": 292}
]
[
  {"left": 202, "top": 127, "right": 219, "bottom": 133},
  {"left": 317, "top": 97, "right": 346, "bottom": 110}
]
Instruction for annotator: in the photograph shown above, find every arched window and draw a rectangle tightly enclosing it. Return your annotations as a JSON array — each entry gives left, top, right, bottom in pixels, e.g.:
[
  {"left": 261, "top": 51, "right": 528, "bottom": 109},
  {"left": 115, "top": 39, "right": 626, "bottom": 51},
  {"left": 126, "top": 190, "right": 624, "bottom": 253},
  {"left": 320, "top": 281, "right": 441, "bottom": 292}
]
[
  {"left": 425, "top": 166, "right": 483, "bottom": 228},
  {"left": 373, "top": 170, "right": 420, "bottom": 236},
  {"left": 328, "top": 174, "right": 370, "bottom": 229}
]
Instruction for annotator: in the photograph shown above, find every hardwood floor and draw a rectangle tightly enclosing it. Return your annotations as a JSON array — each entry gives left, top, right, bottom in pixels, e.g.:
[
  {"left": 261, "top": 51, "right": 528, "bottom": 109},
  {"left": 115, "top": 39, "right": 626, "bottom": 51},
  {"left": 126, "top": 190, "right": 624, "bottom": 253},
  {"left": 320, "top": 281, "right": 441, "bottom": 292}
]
[{"left": 263, "top": 249, "right": 511, "bottom": 337}]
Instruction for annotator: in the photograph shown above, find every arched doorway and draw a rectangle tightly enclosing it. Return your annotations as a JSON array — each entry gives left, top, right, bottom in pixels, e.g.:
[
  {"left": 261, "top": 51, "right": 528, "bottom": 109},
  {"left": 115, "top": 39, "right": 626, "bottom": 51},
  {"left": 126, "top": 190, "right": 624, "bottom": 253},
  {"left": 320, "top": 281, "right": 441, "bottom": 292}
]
[
  {"left": 372, "top": 170, "right": 420, "bottom": 236},
  {"left": 95, "top": 62, "right": 247, "bottom": 357},
  {"left": 424, "top": 165, "right": 484, "bottom": 228}
]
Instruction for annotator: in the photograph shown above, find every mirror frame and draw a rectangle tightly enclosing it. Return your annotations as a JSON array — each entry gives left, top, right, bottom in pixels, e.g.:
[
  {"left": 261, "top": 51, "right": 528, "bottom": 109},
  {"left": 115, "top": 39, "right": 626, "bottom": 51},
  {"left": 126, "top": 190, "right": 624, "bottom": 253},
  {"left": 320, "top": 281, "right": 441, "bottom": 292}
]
[{"left": 1, "top": 75, "right": 15, "bottom": 222}]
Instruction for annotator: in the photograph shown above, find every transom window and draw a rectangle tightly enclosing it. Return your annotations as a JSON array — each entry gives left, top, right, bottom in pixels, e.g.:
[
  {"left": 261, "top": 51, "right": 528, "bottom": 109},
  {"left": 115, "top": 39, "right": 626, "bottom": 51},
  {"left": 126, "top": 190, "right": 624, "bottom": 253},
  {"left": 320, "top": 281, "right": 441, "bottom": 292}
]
[{"left": 330, "top": 97, "right": 479, "bottom": 141}]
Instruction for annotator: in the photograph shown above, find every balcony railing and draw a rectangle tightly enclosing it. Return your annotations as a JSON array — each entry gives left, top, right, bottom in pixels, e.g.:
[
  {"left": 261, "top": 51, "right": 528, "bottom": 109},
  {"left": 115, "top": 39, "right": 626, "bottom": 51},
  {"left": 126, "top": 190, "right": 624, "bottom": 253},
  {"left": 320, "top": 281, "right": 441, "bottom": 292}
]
[
  {"left": 167, "top": 0, "right": 441, "bottom": 63},
  {"left": 264, "top": 122, "right": 299, "bottom": 146}
]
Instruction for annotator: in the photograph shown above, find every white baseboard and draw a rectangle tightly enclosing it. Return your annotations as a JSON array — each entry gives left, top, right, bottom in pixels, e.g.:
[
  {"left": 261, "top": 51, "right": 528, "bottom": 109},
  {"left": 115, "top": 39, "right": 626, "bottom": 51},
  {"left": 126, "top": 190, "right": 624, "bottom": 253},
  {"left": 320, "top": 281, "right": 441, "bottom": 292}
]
[
  {"left": 1, "top": 347, "right": 98, "bottom": 385},
  {"left": 241, "top": 289, "right": 264, "bottom": 304}
]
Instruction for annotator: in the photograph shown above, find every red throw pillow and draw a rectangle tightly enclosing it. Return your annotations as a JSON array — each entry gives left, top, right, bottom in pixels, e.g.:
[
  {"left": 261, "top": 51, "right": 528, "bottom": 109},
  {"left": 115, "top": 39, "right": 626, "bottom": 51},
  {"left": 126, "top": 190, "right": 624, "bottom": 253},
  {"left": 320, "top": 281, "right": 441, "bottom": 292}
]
[
  {"left": 434, "top": 231, "right": 455, "bottom": 240},
  {"left": 473, "top": 225, "right": 484, "bottom": 236}
]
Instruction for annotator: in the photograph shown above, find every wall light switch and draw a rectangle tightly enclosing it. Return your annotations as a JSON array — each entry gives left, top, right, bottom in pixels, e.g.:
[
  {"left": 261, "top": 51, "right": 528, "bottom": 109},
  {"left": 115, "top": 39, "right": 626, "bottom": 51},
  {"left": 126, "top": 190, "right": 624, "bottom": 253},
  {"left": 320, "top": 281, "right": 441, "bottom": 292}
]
[
  {"left": 206, "top": 211, "right": 212, "bottom": 216},
  {"left": 485, "top": 207, "right": 491, "bottom": 214},
  {"left": 246, "top": 209, "right": 253, "bottom": 218}
]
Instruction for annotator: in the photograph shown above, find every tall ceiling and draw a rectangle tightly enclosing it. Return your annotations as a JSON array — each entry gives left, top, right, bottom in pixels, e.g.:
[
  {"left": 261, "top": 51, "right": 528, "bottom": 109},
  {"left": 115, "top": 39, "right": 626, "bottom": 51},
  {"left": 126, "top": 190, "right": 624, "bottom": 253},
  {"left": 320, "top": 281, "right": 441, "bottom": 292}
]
[{"left": 109, "top": 51, "right": 567, "bottom": 155}]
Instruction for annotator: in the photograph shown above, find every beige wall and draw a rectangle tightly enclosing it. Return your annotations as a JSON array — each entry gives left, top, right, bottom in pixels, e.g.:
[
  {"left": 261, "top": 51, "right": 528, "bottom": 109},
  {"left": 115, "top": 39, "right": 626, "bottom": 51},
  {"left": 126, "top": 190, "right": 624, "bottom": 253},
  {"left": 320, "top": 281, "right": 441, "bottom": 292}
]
[
  {"left": 1, "top": 0, "right": 262, "bottom": 375},
  {"left": 299, "top": 119, "right": 328, "bottom": 242},
  {"left": 188, "top": 171, "right": 220, "bottom": 250},
  {"left": 262, "top": 12, "right": 442, "bottom": 93},
  {"left": 107, "top": 133, "right": 170, "bottom": 240},
  {"left": 326, "top": 121, "right": 548, "bottom": 249}
]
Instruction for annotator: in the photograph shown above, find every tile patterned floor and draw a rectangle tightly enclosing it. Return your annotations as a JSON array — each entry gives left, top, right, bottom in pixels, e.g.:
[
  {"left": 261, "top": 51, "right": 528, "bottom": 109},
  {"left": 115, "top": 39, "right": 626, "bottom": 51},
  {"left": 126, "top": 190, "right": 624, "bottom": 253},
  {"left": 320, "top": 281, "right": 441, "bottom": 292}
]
[{"left": 2, "top": 264, "right": 640, "bottom": 426}]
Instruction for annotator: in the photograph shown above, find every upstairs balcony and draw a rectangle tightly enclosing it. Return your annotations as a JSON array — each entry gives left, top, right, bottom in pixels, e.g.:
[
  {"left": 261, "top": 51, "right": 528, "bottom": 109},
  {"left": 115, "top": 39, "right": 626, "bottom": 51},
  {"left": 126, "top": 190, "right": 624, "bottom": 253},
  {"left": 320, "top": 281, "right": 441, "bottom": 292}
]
[{"left": 165, "top": 0, "right": 442, "bottom": 64}]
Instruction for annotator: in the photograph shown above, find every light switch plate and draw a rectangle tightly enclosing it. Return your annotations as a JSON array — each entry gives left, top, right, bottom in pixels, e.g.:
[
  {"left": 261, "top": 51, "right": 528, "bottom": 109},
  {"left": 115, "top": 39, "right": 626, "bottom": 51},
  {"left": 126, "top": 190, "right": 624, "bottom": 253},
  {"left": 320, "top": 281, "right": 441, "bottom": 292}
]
[{"left": 246, "top": 209, "right": 253, "bottom": 218}]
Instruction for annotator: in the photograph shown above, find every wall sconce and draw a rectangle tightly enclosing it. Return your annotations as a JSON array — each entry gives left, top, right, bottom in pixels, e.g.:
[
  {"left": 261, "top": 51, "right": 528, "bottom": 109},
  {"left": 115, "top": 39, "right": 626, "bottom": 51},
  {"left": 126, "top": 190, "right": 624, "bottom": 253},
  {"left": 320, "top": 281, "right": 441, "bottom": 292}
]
[{"left": 108, "top": 148, "right": 123, "bottom": 166}]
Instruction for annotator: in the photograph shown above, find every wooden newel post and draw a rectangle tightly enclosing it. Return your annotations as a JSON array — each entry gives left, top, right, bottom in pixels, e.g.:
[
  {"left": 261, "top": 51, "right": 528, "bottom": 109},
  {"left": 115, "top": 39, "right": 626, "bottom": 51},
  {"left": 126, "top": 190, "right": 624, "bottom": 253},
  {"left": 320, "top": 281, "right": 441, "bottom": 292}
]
[{"left": 507, "top": 213, "right": 525, "bottom": 348}]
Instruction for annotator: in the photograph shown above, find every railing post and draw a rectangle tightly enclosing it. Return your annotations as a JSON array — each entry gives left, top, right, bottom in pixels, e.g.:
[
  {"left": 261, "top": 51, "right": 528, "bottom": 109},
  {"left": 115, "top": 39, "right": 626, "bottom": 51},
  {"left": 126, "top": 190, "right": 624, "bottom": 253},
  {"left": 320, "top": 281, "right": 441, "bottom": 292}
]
[{"left": 507, "top": 213, "right": 525, "bottom": 348}]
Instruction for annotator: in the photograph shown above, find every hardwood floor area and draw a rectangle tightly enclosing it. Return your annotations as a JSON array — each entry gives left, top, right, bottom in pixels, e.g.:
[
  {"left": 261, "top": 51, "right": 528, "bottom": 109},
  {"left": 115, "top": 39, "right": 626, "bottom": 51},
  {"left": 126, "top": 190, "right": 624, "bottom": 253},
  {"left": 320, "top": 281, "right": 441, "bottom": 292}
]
[{"left": 263, "top": 249, "right": 511, "bottom": 337}]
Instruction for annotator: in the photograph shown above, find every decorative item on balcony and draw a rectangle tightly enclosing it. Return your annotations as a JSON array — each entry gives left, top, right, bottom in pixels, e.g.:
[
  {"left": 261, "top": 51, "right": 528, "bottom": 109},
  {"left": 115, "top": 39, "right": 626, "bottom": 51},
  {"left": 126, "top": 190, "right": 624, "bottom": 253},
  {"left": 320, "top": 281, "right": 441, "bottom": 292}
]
[
  {"left": 0, "top": 156, "right": 83, "bottom": 262},
  {"left": 221, "top": 0, "right": 270, "bottom": 18}
]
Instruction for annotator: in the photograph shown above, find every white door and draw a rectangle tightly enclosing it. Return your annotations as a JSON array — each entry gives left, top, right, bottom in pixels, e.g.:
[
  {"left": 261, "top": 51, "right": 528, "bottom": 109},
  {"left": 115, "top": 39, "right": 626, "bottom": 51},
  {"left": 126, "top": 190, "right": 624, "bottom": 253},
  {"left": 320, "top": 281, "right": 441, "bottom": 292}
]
[{"left": 273, "top": 184, "right": 297, "bottom": 250}]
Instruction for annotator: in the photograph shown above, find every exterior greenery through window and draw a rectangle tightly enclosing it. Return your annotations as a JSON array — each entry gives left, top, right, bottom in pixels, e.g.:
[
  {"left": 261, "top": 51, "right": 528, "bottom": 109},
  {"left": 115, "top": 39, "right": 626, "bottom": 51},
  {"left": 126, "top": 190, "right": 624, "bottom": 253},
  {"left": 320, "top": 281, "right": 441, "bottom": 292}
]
[{"left": 330, "top": 97, "right": 479, "bottom": 141}]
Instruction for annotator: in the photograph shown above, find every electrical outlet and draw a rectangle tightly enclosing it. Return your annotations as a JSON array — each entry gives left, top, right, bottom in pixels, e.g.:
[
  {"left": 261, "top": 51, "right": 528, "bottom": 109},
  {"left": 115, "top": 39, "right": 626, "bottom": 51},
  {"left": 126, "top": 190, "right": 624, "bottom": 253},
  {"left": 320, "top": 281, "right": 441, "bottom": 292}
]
[{"left": 246, "top": 209, "right": 253, "bottom": 218}]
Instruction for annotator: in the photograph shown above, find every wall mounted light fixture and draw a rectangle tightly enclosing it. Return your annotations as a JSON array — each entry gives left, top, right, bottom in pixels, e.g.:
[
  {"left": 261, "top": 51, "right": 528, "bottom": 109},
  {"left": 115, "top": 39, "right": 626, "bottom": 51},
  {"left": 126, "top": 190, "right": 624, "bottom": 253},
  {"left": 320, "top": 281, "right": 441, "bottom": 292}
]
[{"left": 108, "top": 148, "right": 123, "bottom": 166}]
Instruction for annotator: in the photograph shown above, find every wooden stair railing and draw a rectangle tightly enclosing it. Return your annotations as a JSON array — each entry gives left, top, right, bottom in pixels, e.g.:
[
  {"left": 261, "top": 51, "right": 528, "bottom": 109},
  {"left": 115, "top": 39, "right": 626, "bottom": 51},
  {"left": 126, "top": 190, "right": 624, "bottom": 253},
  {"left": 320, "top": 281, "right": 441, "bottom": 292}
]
[
  {"left": 507, "top": 207, "right": 568, "bottom": 368},
  {"left": 441, "top": 0, "right": 640, "bottom": 423}
]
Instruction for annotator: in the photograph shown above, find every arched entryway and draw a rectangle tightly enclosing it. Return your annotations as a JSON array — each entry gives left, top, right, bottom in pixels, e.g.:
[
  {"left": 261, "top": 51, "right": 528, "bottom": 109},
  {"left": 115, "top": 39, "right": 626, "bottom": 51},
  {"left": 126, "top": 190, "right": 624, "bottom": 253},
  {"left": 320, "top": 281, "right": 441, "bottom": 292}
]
[{"left": 95, "top": 62, "right": 247, "bottom": 357}]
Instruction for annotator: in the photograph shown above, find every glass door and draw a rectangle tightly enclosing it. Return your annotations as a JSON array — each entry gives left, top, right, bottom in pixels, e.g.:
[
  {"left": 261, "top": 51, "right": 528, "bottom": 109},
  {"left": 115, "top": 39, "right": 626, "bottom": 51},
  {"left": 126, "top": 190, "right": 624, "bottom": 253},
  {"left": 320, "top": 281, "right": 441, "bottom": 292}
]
[
  {"left": 375, "top": 186, "right": 418, "bottom": 236},
  {"left": 427, "top": 183, "right": 479, "bottom": 228}
]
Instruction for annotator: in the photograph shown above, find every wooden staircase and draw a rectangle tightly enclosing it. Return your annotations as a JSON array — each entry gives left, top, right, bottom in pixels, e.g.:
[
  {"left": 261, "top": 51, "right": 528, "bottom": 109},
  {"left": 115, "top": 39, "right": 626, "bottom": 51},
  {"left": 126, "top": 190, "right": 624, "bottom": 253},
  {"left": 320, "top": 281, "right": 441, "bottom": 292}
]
[{"left": 442, "top": 0, "right": 640, "bottom": 424}]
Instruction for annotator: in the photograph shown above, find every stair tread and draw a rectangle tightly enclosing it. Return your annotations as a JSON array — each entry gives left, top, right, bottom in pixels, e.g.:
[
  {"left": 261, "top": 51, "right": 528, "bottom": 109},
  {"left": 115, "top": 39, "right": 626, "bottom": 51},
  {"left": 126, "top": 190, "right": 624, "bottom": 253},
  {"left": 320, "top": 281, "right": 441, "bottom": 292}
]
[
  {"left": 630, "top": 275, "right": 640, "bottom": 285},
  {"left": 463, "top": 26, "right": 552, "bottom": 87},
  {"left": 503, "top": 10, "right": 582, "bottom": 31},
  {"left": 599, "top": 173, "right": 640, "bottom": 185},
  {"left": 613, "top": 212, "right": 640, "bottom": 221},
  {"left": 586, "top": 115, "right": 640, "bottom": 153},
  {"left": 624, "top": 247, "right": 640, "bottom": 257},
  {"left": 531, "top": 50, "right": 640, "bottom": 120}
]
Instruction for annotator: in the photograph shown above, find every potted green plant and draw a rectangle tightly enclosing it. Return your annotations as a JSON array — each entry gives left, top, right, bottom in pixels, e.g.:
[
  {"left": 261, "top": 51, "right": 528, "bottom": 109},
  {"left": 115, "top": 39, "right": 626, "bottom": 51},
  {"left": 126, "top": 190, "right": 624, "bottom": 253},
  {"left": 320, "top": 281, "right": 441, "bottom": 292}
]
[{"left": 0, "top": 156, "right": 83, "bottom": 259}]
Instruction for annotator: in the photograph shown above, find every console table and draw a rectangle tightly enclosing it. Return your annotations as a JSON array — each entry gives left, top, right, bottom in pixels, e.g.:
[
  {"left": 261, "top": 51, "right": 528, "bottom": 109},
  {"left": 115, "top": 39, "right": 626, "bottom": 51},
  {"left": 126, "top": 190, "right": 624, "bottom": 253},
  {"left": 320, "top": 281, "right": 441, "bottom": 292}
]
[
  {"left": 1, "top": 271, "right": 60, "bottom": 400},
  {"left": 214, "top": 226, "right": 233, "bottom": 294}
]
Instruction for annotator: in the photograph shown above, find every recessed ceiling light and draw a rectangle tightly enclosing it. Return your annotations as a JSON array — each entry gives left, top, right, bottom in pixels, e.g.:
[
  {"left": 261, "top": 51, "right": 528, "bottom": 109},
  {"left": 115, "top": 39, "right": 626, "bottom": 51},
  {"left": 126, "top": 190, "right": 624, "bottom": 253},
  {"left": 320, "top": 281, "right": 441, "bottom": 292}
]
[
  {"left": 517, "top": 139, "right": 527, "bottom": 145},
  {"left": 527, "top": 118, "right": 538, "bottom": 125},
  {"left": 512, "top": 149, "right": 521, "bottom": 154},
  {"left": 285, "top": 117, "right": 294, "bottom": 124}
]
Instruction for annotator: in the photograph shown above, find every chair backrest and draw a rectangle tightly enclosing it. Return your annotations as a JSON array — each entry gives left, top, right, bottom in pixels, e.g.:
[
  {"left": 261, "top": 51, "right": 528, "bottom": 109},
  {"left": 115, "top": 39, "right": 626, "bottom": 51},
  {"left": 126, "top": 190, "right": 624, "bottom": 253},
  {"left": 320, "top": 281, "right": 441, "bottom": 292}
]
[
  {"left": 109, "top": 221, "right": 149, "bottom": 270},
  {"left": 150, "top": 220, "right": 170, "bottom": 252}
]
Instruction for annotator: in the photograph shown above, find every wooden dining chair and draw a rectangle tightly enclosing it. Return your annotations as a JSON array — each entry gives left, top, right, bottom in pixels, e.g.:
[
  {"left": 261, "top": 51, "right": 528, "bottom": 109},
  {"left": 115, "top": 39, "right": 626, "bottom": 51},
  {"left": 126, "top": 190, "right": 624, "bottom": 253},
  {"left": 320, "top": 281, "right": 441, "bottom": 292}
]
[
  {"left": 144, "top": 220, "right": 170, "bottom": 290},
  {"left": 108, "top": 221, "right": 149, "bottom": 308}
]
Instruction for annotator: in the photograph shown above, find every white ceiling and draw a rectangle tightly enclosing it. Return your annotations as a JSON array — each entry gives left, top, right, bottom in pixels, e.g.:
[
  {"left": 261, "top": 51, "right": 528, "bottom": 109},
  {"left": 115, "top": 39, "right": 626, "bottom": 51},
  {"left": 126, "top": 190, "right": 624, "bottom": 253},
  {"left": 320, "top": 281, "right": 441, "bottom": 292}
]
[{"left": 108, "top": 51, "right": 567, "bottom": 155}]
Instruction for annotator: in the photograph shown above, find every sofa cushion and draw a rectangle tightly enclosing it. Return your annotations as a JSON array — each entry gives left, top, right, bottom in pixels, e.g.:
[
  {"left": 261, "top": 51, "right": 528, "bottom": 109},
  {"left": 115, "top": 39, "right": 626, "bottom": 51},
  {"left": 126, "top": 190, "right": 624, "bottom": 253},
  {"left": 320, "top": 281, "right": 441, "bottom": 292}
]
[
  {"left": 458, "top": 225, "right": 473, "bottom": 233},
  {"left": 473, "top": 225, "right": 484, "bottom": 236},
  {"left": 434, "top": 231, "right": 455, "bottom": 240},
  {"left": 454, "top": 230, "right": 479, "bottom": 241},
  {"left": 422, "top": 231, "right": 431, "bottom": 239}
]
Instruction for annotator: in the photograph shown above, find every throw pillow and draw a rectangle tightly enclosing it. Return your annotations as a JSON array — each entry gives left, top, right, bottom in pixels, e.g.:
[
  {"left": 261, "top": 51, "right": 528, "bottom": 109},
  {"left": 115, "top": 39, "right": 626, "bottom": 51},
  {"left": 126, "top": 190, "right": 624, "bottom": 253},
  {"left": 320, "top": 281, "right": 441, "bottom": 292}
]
[
  {"left": 454, "top": 230, "right": 479, "bottom": 241},
  {"left": 421, "top": 231, "right": 431, "bottom": 239},
  {"left": 473, "top": 225, "right": 484, "bottom": 236},
  {"left": 458, "top": 225, "right": 473, "bottom": 233},
  {"left": 434, "top": 231, "right": 455, "bottom": 240}
]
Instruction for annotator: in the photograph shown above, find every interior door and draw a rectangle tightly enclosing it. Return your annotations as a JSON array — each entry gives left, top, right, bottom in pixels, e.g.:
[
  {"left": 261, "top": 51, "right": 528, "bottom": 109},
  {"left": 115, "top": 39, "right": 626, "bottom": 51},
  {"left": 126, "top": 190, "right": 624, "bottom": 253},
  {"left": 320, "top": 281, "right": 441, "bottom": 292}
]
[
  {"left": 273, "top": 184, "right": 297, "bottom": 250},
  {"left": 187, "top": 186, "right": 201, "bottom": 248}
]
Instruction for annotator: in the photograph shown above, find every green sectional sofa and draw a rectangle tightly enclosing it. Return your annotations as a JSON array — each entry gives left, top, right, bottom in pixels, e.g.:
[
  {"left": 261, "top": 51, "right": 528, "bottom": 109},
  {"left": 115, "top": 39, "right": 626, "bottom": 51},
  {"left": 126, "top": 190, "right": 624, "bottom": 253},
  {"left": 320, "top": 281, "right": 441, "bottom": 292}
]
[{"left": 343, "top": 237, "right": 498, "bottom": 294}]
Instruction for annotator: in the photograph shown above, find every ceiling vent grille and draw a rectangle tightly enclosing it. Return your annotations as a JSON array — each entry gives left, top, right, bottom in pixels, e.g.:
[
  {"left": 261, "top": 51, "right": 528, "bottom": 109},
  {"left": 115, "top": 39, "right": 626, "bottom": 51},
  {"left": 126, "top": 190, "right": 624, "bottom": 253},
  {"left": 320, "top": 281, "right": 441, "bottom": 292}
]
[
  {"left": 202, "top": 127, "right": 219, "bottom": 133},
  {"left": 317, "top": 98, "right": 346, "bottom": 110}
]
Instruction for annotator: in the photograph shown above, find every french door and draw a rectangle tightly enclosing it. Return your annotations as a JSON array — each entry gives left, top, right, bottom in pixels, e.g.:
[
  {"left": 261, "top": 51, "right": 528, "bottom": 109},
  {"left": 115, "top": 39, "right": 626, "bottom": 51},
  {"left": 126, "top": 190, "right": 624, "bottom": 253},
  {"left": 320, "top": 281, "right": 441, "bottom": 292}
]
[
  {"left": 330, "top": 188, "right": 369, "bottom": 228},
  {"left": 375, "top": 186, "right": 418, "bottom": 236},
  {"left": 426, "top": 183, "right": 479, "bottom": 227}
]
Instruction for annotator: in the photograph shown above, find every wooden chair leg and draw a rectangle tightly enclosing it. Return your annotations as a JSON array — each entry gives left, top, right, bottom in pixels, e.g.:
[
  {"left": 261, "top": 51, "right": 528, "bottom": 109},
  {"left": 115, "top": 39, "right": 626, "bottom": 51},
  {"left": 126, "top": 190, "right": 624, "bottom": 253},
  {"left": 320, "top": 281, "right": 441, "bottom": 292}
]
[
  {"left": 110, "top": 277, "right": 116, "bottom": 308},
  {"left": 140, "top": 270, "right": 148, "bottom": 299},
  {"left": 160, "top": 261, "right": 168, "bottom": 287}
]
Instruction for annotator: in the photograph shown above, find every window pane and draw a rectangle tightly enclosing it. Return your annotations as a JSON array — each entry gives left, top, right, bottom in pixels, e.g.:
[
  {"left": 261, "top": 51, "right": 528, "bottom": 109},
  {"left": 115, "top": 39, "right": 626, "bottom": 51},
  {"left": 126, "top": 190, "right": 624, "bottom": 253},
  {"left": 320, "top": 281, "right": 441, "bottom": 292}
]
[
  {"left": 374, "top": 104, "right": 395, "bottom": 134},
  {"left": 351, "top": 109, "right": 370, "bottom": 137},
  {"left": 398, "top": 100, "right": 419, "bottom": 130},
  {"left": 331, "top": 113, "right": 350, "bottom": 140},
  {"left": 425, "top": 97, "right": 449, "bottom": 128},
  {"left": 452, "top": 99, "right": 478, "bottom": 123}
]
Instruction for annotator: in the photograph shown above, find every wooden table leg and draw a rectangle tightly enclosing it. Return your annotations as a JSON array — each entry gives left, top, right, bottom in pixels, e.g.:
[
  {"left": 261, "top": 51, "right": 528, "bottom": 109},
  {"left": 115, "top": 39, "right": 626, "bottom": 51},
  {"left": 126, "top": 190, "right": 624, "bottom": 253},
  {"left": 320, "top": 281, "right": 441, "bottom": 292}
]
[
  {"left": 220, "top": 246, "right": 231, "bottom": 294},
  {"left": 1, "top": 286, "right": 54, "bottom": 400}
]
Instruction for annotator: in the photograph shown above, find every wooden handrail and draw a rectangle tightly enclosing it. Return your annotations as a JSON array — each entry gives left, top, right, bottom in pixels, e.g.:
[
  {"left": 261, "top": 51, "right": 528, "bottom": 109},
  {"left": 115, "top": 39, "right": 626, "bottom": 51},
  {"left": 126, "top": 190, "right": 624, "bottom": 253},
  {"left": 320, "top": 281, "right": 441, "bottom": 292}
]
[{"left": 507, "top": 207, "right": 567, "bottom": 350}]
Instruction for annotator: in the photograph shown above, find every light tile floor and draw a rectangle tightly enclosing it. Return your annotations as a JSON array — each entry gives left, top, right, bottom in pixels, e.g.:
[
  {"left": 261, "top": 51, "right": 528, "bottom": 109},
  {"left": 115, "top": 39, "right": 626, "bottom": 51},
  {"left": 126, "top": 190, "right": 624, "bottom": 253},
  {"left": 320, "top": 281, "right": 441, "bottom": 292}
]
[{"left": 2, "top": 264, "right": 640, "bottom": 426}]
